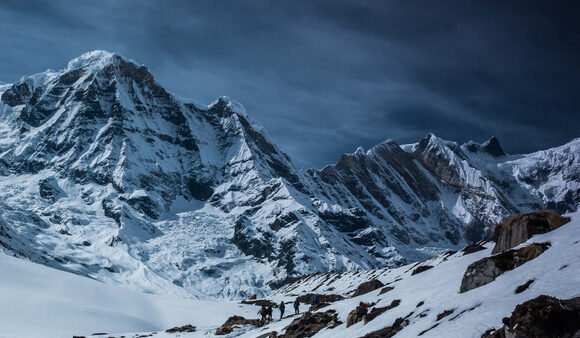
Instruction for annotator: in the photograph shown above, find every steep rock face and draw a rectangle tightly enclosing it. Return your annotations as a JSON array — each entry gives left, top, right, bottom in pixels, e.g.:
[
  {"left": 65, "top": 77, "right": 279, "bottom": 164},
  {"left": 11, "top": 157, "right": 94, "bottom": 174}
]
[
  {"left": 460, "top": 243, "right": 550, "bottom": 293},
  {"left": 492, "top": 210, "right": 570, "bottom": 254},
  {"left": 0, "top": 51, "right": 578, "bottom": 299}
]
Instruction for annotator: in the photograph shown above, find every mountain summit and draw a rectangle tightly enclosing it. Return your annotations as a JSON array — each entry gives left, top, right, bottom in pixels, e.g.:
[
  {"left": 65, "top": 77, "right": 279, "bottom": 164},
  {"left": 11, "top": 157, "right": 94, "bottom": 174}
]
[{"left": 0, "top": 51, "right": 578, "bottom": 298}]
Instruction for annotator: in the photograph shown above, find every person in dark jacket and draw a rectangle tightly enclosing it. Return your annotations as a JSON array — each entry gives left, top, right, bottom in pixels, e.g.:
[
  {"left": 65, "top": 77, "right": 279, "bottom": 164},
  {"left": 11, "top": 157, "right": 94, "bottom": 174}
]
[
  {"left": 313, "top": 294, "right": 319, "bottom": 304},
  {"left": 267, "top": 305, "right": 273, "bottom": 322},
  {"left": 258, "top": 305, "right": 267, "bottom": 324},
  {"left": 279, "top": 301, "right": 285, "bottom": 320},
  {"left": 293, "top": 298, "right": 300, "bottom": 314}
]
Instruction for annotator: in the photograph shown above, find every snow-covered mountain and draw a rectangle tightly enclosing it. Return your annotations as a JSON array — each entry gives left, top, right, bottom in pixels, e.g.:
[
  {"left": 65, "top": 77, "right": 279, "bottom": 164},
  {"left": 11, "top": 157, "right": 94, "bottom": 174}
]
[{"left": 0, "top": 51, "right": 578, "bottom": 299}]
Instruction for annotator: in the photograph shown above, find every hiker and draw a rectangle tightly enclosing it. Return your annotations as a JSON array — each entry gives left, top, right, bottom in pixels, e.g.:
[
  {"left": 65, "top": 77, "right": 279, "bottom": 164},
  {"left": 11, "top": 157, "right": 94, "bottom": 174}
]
[
  {"left": 313, "top": 294, "right": 319, "bottom": 305},
  {"left": 279, "top": 301, "right": 285, "bottom": 320},
  {"left": 267, "top": 305, "right": 273, "bottom": 322},
  {"left": 293, "top": 298, "right": 300, "bottom": 314},
  {"left": 258, "top": 305, "right": 267, "bottom": 324}
]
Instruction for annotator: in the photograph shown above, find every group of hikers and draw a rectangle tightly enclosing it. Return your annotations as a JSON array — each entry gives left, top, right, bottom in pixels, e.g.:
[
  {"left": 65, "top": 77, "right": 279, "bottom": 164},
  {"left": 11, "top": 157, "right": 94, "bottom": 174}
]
[{"left": 258, "top": 297, "right": 307, "bottom": 324}]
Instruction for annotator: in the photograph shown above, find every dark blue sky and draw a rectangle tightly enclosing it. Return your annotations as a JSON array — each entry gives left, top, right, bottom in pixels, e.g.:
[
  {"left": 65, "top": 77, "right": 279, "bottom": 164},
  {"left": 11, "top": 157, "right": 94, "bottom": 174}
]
[{"left": 0, "top": 0, "right": 578, "bottom": 167}]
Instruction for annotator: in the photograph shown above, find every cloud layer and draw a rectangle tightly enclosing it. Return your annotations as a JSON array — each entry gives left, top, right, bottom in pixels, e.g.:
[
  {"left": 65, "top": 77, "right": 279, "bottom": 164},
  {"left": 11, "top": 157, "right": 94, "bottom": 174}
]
[{"left": 0, "top": 0, "right": 578, "bottom": 167}]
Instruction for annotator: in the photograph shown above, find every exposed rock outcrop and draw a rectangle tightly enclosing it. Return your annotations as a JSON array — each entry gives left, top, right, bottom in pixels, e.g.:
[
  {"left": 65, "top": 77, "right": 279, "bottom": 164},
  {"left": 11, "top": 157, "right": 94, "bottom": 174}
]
[
  {"left": 460, "top": 243, "right": 550, "bottom": 293},
  {"left": 411, "top": 265, "right": 433, "bottom": 275},
  {"left": 462, "top": 242, "right": 486, "bottom": 255},
  {"left": 481, "top": 295, "right": 580, "bottom": 338},
  {"left": 279, "top": 310, "right": 342, "bottom": 338},
  {"left": 360, "top": 316, "right": 409, "bottom": 338},
  {"left": 215, "top": 315, "right": 262, "bottom": 335},
  {"left": 492, "top": 210, "right": 570, "bottom": 254},
  {"left": 166, "top": 324, "right": 196, "bottom": 333},
  {"left": 514, "top": 279, "right": 534, "bottom": 294},
  {"left": 436, "top": 309, "right": 454, "bottom": 321},
  {"left": 297, "top": 293, "right": 344, "bottom": 304},
  {"left": 379, "top": 286, "right": 394, "bottom": 295},
  {"left": 364, "top": 299, "right": 401, "bottom": 324},
  {"left": 347, "top": 302, "right": 372, "bottom": 327},
  {"left": 240, "top": 299, "right": 278, "bottom": 308},
  {"left": 352, "top": 279, "right": 384, "bottom": 297}
]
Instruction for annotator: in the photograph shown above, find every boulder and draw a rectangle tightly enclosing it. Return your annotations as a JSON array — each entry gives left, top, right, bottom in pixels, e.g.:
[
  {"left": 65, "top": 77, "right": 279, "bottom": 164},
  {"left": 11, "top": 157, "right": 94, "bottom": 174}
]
[
  {"left": 352, "top": 279, "right": 384, "bottom": 297},
  {"left": 411, "top": 265, "right": 433, "bottom": 275},
  {"left": 436, "top": 309, "right": 454, "bottom": 321},
  {"left": 346, "top": 302, "right": 372, "bottom": 327},
  {"left": 481, "top": 295, "right": 580, "bottom": 338},
  {"left": 279, "top": 310, "right": 342, "bottom": 338},
  {"left": 492, "top": 210, "right": 570, "bottom": 254},
  {"left": 364, "top": 299, "right": 401, "bottom": 324},
  {"left": 360, "top": 316, "right": 409, "bottom": 338},
  {"left": 241, "top": 299, "right": 278, "bottom": 307},
  {"left": 461, "top": 242, "right": 486, "bottom": 255},
  {"left": 297, "top": 293, "right": 344, "bottom": 304},
  {"left": 166, "top": 324, "right": 196, "bottom": 333},
  {"left": 460, "top": 243, "right": 549, "bottom": 293},
  {"left": 514, "top": 279, "right": 534, "bottom": 294},
  {"left": 215, "top": 315, "right": 262, "bottom": 335},
  {"left": 379, "top": 286, "right": 394, "bottom": 295}
]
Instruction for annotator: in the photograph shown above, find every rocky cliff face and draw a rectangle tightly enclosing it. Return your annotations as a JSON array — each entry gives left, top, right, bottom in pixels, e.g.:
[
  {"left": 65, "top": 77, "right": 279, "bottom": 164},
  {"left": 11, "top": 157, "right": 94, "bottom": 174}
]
[{"left": 0, "top": 51, "right": 578, "bottom": 298}]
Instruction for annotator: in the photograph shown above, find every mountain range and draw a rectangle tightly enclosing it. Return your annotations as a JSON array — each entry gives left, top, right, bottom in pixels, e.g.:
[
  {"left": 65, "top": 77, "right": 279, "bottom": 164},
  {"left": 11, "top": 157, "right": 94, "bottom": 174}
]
[{"left": 0, "top": 50, "right": 578, "bottom": 299}]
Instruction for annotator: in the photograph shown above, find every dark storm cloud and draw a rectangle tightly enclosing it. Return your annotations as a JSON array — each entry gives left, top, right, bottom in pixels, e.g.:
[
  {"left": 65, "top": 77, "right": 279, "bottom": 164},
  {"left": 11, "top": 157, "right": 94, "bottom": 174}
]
[{"left": 0, "top": 1, "right": 578, "bottom": 167}]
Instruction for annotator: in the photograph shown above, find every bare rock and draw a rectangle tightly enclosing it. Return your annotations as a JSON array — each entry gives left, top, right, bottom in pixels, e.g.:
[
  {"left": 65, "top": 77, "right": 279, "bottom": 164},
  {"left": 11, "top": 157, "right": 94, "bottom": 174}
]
[
  {"left": 481, "top": 295, "right": 580, "bottom": 338},
  {"left": 166, "top": 324, "right": 196, "bottom": 333},
  {"left": 241, "top": 298, "right": 278, "bottom": 308},
  {"left": 279, "top": 310, "right": 342, "bottom": 338},
  {"left": 352, "top": 279, "right": 384, "bottom": 297},
  {"left": 347, "top": 302, "right": 372, "bottom": 327},
  {"left": 514, "top": 279, "right": 534, "bottom": 294},
  {"left": 411, "top": 265, "right": 434, "bottom": 275},
  {"left": 379, "top": 286, "right": 394, "bottom": 295},
  {"left": 297, "top": 293, "right": 344, "bottom": 304},
  {"left": 436, "top": 309, "right": 454, "bottom": 321},
  {"left": 460, "top": 243, "right": 549, "bottom": 293},
  {"left": 364, "top": 299, "right": 401, "bottom": 324},
  {"left": 360, "top": 316, "right": 409, "bottom": 338},
  {"left": 215, "top": 315, "right": 262, "bottom": 335},
  {"left": 492, "top": 210, "right": 570, "bottom": 254},
  {"left": 462, "top": 242, "right": 486, "bottom": 255}
]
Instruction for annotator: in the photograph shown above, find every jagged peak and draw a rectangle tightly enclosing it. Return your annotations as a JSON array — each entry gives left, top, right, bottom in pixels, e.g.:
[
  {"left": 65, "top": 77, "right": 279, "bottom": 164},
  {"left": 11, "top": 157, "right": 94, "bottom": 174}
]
[
  {"left": 463, "top": 136, "right": 506, "bottom": 157},
  {"left": 481, "top": 136, "right": 506, "bottom": 157},
  {"left": 418, "top": 132, "right": 446, "bottom": 150},
  {"left": 208, "top": 96, "right": 247, "bottom": 117},
  {"left": 370, "top": 139, "right": 402, "bottom": 154}
]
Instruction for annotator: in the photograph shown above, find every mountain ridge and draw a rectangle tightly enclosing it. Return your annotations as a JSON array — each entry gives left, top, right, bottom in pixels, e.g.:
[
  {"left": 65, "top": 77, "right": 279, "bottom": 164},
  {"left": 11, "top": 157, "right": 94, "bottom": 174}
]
[{"left": 0, "top": 50, "right": 578, "bottom": 299}]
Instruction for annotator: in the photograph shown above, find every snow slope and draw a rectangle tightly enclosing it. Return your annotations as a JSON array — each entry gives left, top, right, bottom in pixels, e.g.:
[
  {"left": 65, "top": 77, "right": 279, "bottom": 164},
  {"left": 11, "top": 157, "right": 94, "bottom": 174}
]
[
  {"left": 0, "top": 252, "right": 257, "bottom": 338},
  {"left": 236, "top": 210, "right": 580, "bottom": 337},
  {"left": 17, "top": 210, "right": 576, "bottom": 338}
]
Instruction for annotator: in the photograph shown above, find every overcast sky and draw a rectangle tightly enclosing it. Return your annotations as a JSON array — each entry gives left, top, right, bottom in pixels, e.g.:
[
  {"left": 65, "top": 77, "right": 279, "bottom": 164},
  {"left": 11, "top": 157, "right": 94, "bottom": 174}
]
[{"left": 0, "top": 0, "right": 578, "bottom": 167}]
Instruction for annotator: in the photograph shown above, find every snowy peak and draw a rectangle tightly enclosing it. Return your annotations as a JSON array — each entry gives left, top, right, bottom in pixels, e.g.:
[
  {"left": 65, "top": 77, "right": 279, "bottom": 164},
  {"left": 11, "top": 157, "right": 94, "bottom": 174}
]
[
  {"left": 64, "top": 50, "right": 154, "bottom": 84},
  {"left": 66, "top": 50, "right": 119, "bottom": 70}
]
